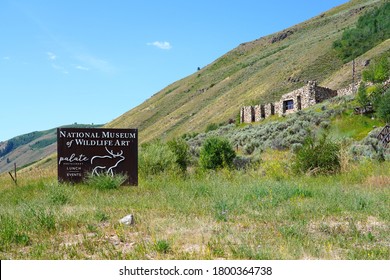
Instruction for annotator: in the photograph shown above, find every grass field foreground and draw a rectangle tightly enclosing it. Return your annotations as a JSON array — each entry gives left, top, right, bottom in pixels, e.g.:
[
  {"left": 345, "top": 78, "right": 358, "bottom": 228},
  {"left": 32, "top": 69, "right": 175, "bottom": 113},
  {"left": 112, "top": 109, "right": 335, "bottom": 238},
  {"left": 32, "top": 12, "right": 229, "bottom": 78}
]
[{"left": 0, "top": 159, "right": 389, "bottom": 260}]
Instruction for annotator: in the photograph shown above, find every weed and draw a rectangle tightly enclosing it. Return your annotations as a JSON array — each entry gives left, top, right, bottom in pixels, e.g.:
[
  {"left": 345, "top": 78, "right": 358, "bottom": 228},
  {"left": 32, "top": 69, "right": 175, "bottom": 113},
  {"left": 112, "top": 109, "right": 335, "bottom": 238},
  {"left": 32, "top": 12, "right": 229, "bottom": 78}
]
[
  {"left": 25, "top": 205, "right": 56, "bottom": 232},
  {"left": 214, "top": 200, "right": 229, "bottom": 222},
  {"left": 367, "top": 232, "right": 375, "bottom": 242},
  {"left": 193, "top": 184, "right": 212, "bottom": 198},
  {"left": 154, "top": 239, "right": 171, "bottom": 254},
  {"left": 0, "top": 215, "right": 30, "bottom": 250},
  {"left": 95, "top": 211, "right": 109, "bottom": 222},
  {"left": 134, "top": 241, "right": 150, "bottom": 258},
  {"left": 85, "top": 173, "right": 127, "bottom": 190},
  {"left": 86, "top": 224, "right": 98, "bottom": 233},
  {"left": 348, "top": 247, "right": 389, "bottom": 260},
  {"left": 207, "top": 237, "right": 225, "bottom": 257},
  {"left": 279, "top": 224, "right": 305, "bottom": 240},
  {"left": 356, "top": 197, "right": 368, "bottom": 211},
  {"left": 229, "top": 244, "right": 269, "bottom": 260},
  {"left": 47, "top": 184, "right": 70, "bottom": 205}
]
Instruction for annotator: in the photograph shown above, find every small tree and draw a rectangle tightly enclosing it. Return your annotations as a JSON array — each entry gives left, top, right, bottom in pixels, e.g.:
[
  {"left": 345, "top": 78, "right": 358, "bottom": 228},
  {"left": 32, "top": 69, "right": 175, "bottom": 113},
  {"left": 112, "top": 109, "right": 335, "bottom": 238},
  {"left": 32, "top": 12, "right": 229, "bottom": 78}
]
[
  {"left": 199, "top": 137, "right": 236, "bottom": 170},
  {"left": 293, "top": 134, "right": 340, "bottom": 175},
  {"left": 356, "top": 83, "right": 370, "bottom": 111},
  {"left": 362, "top": 55, "right": 390, "bottom": 83},
  {"left": 167, "top": 138, "right": 190, "bottom": 172},
  {"left": 376, "top": 90, "right": 390, "bottom": 123},
  {"left": 139, "top": 141, "right": 178, "bottom": 176}
]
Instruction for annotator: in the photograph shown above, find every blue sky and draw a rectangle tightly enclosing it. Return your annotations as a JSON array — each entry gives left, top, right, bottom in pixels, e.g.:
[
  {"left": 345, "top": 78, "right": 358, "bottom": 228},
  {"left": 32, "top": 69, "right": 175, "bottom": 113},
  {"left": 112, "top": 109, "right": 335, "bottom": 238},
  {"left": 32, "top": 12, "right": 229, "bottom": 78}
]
[{"left": 0, "top": 0, "right": 348, "bottom": 141}]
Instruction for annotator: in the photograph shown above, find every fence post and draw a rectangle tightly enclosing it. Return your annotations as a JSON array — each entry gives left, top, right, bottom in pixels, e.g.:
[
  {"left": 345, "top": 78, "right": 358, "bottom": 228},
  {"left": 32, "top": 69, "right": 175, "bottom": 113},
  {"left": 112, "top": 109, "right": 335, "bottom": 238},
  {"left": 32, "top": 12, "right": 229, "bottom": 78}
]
[{"left": 8, "top": 163, "right": 17, "bottom": 185}]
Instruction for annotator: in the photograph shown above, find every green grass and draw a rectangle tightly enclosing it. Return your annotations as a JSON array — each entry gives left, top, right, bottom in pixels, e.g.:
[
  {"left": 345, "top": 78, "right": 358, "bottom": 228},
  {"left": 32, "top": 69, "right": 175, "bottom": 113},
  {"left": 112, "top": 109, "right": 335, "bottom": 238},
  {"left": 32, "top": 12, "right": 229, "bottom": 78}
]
[
  {"left": 0, "top": 160, "right": 389, "bottom": 260},
  {"left": 329, "top": 110, "right": 385, "bottom": 140}
]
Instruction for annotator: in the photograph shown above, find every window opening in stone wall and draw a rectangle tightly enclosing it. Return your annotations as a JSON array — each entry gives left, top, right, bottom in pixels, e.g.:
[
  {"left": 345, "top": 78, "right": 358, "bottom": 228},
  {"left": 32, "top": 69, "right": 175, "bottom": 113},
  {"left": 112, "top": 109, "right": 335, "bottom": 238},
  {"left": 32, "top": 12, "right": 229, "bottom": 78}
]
[
  {"left": 283, "top": 100, "right": 294, "bottom": 112},
  {"left": 251, "top": 107, "right": 255, "bottom": 122}
]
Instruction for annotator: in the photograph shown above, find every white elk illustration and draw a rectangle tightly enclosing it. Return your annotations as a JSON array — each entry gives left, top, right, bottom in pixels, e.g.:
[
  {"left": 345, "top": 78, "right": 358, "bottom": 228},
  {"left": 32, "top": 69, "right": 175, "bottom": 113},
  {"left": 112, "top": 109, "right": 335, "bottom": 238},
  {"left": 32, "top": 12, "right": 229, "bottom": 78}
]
[{"left": 91, "top": 147, "right": 125, "bottom": 176}]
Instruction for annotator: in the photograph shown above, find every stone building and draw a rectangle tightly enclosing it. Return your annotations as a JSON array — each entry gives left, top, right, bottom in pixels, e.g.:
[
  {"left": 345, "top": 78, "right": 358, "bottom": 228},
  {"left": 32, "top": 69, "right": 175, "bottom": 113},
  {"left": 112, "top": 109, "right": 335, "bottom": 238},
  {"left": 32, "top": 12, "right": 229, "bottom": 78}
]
[
  {"left": 276, "top": 81, "right": 337, "bottom": 116},
  {"left": 240, "top": 81, "right": 337, "bottom": 123}
]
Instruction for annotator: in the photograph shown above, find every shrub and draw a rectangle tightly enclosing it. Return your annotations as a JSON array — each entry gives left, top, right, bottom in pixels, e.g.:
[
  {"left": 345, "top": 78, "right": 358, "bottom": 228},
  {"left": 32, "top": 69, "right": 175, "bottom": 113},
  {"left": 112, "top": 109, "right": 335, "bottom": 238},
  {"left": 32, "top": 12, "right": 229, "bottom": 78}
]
[
  {"left": 376, "top": 90, "right": 390, "bottom": 123},
  {"left": 232, "top": 156, "right": 253, "bottom": 170},
  {"left": 356, "top": 84, "right": 370, "bottom": 110},
  {"left": 199, "top": 137, "right": 236, "bottom": 170},
  {"left": 139, "top": 141, "right": 178, "bottom": 176},
  {"left": 167, "top": 138, "right": 190, "bottom": 172},
  {"left": 362, "top": 54, "right": 390, "bottom": 83},
  {"left": 293, "top": 134, "right": 340, "bottom": 175},
  {"left": 349, "top": 129, "right": 388, "bottom": 162},
  {"left": 243, "top": 142, "right": 256, "bottom": 155},
  {"left": 205, "top": 123, "right": 219, "bottom": 132},
  {"left": 85, "top": 173, "right": 128, "bottom": 189}
]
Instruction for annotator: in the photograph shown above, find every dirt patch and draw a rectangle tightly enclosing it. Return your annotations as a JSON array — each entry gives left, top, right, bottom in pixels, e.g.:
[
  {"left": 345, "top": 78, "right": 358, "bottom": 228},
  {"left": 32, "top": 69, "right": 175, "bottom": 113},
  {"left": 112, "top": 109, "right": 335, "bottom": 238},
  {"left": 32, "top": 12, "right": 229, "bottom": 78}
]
[
  {"left": 270, "top": 29, "right": 294, "bottom": 44},
  {"left": 364, "top": 175, "right": 390, "bottom": 188},
  {"left": 308, "top": 216, "right": 388, "bottom": 237}
]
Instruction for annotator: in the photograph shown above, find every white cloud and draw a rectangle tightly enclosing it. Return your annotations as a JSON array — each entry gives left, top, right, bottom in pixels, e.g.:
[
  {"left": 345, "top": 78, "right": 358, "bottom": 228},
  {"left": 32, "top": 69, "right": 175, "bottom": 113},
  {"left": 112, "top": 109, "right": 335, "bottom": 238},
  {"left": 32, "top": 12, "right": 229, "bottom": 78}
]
[
  {"left": 47, "top": 52, "right": 57, "bottom": 60},
  {"left": 2, "top": 56, "right": 10, "bottom": 60},
  {"left": 51, "top": 63, "right": 68, "bottom": 74},
  {"left": 147, "top": 41, "right": 172, "bottom": 50},
  {"left": 75, "top": 54, "right": 115, "bottom": 74},
  {"left": 75, "top": 65, "right": 89, "bottom": 71}
]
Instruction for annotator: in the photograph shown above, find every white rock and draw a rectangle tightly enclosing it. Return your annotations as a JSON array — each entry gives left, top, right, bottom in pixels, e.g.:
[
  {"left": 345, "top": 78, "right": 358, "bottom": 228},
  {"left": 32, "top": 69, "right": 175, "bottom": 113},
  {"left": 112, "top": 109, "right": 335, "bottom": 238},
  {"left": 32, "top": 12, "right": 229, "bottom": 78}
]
[{"left": 119, "top": 214, "right": 134, "bottom": 225}]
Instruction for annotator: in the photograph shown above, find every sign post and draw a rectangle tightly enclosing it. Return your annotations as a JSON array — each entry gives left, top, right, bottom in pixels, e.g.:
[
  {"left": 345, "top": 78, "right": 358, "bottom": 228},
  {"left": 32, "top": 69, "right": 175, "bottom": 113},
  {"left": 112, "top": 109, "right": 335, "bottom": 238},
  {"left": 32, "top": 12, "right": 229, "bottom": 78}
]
[{"left": 57, "top": 128, "right": 138, "bottom": 185}]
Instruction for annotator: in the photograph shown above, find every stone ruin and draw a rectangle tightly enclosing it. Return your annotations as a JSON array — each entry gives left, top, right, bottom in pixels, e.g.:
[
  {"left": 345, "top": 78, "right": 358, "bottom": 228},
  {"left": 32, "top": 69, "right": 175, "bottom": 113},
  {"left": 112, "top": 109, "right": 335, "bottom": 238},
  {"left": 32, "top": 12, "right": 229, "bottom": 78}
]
[{"left": 240, "top": 81, "right": 338, "bottom": 123}]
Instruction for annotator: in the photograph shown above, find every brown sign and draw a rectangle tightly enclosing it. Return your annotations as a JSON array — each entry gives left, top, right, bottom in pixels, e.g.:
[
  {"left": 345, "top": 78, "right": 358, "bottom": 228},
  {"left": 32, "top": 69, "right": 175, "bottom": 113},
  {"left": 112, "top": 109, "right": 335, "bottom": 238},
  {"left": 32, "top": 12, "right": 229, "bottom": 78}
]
[{"left": 57, "top": 128, "right": 138, "bottom": 185}]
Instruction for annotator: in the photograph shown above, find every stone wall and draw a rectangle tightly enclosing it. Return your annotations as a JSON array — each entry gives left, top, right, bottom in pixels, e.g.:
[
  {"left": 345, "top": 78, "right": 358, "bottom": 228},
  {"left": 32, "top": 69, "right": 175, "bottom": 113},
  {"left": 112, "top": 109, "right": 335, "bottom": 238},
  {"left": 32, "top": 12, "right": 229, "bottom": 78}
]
[
  {"left": 274, "top": 103, "right": 280, "bottom": 117},
  {"left": 312, "top": 83, "right": 337, "bottom": 103},
  {"left": 241, "top": 106, "right": 254, "bottom": 124},
  {"left": 276, "top": 87, "right": 306, "bottom": 116},
  {"left": 254, "top": 105, "right": 264, "bottom": 122},
  {"left": 275, "top": 81, "right": 336, "bottom": 116},
  {"left": 264, "top": 103, "right": 274, "bottom": 118},
  {"left": 239, "top": 78, "right": 389, "bottom": 124},
  {"left": 336, "top": 78, "right": 390, "bottom": 97}
]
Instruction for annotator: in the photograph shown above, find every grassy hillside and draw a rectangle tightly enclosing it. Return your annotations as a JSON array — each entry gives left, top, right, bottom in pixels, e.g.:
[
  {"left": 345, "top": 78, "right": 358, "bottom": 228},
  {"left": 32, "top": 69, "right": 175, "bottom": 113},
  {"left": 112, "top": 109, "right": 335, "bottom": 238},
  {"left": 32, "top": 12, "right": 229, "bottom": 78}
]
[
  {"left": 107, "top": 0, "right": 387, "bottom": 143},
  {"left": 0, "top": 129, "right": 57, "bottom": 174}
]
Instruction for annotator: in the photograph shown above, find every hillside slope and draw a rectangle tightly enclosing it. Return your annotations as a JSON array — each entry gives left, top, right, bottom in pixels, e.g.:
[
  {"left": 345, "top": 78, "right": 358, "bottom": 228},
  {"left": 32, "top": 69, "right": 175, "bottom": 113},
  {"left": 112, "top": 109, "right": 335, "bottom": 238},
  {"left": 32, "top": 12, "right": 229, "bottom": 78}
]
[
  {"left": 0, "top": 124, "right": 102, "bottom": 174},
  {"left": 107, "top": 0, "right": 387, "bottom": 143},
  {"left": 0, "top": 129, "right": 57, "bottom": 173}
]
